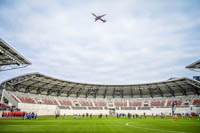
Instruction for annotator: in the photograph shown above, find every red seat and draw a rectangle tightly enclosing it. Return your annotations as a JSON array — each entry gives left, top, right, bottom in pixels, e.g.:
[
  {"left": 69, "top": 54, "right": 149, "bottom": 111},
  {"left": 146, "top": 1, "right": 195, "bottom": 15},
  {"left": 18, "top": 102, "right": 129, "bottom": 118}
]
[
  {"left": 59, "top": 100, "right": 72, "bottom": 105},
  {"left": 151, "top": 101, "right": 165, "bottom": 106},
  {"left": 129, "top": 102, "right": 142, "bottom": 106},
  {"left": 94, "top": 102, "right": 107, "bottom": 106},
  {"left": 193, "top": 99, "right": 200, "bottom": 105},
  {"left": 167, "top": 100, "right": 182, "bottom": 106},
  {"left": 80, "top": 101, "right": 93, "bottom": 106},
  {"left": 115, "top": 102, "right": 127, "bottom": 107}
]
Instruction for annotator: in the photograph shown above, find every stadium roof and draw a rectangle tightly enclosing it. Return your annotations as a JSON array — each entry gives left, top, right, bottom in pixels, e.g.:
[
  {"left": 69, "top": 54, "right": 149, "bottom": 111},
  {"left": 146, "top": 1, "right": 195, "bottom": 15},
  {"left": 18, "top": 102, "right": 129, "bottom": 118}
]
[
  {"left": 1, "top": 72, "right": 200, "bottom": 98},
  {"left": 0, "top": 38, "right": 31, "bottom": 71},
  {"left": 186, "top": 60, "right": 200, "bottom": 72}
]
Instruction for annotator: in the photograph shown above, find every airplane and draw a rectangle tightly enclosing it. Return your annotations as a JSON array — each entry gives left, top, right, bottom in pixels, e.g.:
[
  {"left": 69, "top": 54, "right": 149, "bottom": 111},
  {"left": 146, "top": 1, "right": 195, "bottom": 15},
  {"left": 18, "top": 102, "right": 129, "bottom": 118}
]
[{"left": 92, "top": 13, "right": 106, "bottom": 23}]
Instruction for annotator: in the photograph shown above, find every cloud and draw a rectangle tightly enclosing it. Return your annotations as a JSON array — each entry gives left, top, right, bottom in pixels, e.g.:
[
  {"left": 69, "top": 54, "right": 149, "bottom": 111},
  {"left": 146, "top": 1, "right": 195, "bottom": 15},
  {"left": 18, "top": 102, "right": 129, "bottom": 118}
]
[{"left": 0, "top": 0, "right": 200, "bottom": 84}]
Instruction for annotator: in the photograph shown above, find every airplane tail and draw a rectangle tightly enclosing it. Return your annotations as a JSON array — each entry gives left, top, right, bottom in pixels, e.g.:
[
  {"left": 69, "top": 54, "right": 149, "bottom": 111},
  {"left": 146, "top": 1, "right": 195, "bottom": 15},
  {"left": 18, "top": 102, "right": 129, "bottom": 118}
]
[{"left": 102, "top": 20, "right": 106, "bottom": 23}]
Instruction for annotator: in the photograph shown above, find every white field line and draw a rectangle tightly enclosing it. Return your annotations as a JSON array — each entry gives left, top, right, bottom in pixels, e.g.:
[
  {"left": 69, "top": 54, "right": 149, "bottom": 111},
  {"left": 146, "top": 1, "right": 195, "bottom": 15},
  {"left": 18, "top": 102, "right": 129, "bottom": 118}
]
[
  {"left": 0, "top": 124, "right": 122, "bottom": 126},
  {"left": 126, "top": 122, "right": 186, "bottom": 133}
]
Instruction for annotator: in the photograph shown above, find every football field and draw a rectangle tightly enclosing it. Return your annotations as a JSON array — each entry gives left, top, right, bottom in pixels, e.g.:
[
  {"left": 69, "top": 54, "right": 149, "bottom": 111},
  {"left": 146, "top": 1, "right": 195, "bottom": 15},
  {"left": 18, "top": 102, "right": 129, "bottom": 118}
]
[{"left": 0, "top": 116, "right": 200, "bottom": 133}]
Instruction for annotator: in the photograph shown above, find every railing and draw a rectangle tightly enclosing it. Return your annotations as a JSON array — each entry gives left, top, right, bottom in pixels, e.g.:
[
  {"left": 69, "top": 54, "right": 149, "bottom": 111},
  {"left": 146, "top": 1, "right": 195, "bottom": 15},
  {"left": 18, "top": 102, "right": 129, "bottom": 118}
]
[{"left": 54, "top": 98, "right": 61, "bottom": 106}]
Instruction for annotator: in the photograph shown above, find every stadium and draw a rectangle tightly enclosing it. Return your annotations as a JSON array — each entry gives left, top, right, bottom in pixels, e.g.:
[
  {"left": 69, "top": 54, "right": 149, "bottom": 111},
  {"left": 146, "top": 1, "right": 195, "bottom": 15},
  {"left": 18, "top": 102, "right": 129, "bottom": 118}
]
[
  {"left": 1, "top": 1, "right": 200, "bottom": 133},
  {"left": 1, "top": 38, "right": 200, "bottom": 133}
]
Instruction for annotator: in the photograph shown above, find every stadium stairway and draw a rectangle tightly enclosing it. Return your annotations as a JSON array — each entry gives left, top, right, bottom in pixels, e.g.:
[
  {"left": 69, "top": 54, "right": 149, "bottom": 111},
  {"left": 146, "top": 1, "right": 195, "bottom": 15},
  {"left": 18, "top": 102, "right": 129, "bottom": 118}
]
[
  {"left": 2, "top": 90, "right": 18, "bottom": 107},
  {"left": 54, "top": 98, "right": 61, "bottom": 106}
]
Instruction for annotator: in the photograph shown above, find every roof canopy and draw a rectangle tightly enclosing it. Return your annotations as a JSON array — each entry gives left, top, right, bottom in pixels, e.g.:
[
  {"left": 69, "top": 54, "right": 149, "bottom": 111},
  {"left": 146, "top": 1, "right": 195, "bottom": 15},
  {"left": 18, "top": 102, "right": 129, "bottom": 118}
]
[
  {"left": 0, "top": 38, "right": 31, "bottom": 71},
  {"left": 186, "top": 60, "right": 200, "bottom": 72},
  {"left": 1, "top": 72, "right": 200, "bottom": 98}
]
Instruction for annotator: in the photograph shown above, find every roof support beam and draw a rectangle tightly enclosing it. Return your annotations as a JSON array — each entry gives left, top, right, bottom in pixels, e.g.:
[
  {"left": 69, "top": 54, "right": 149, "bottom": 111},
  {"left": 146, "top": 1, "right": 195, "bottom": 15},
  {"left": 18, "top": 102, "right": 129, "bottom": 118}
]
[
  {"left": 47, "top": 89, "right": 52, "bottom": 95},
  {"left": 165, "top": 84, "right": 175, "bottom": 97},
  {"left": 186, "top": 80, "right": 200, "bottom": 89},
  {"left": 148, "top": 88, "right": 153, "bottom": 98},
  {"left": 186, "top": 83, "right": 199, "bottom": 95},
  {"left": 56, "top": 86, "right": 66, "bottom": 96},
  {"left": 12, "top": 84, "right": 21, "bottom": 91},
  {"left": 112, "top": 88, "right": 115, "bottom": 98},
  {"left": 53, "top": 83, "right": 67, "bottom": 96},
  {"left": 27, "top": 80, "right": 39, "bottom": 87},
  {"left": 57, "top": 90, "right": 61, "bottom": 96},
  {"left": 25, "top": 81, "right": 39, "bottom": 93},
  {"left": 139, "top": 88, "right": 143, "bottom": 98},
  {"left": 67, "top": 87, "right": 74, "bottom": 97},
  {"left": 194, "top": 87, "right": 200, "bottom": 95},
  {"left": 104, "top": 88, "right": 107, "bottom": 98},
  {"left": 120, "top": 89, "right": 124, "bottom": 98},
  {"left": 177, "top": 84, "right": 187, "bottom": 96},
  {"left": 130, "top": 88, "right": 134, "bottom": 98},
  {"left": 36, "top": 82, "right": 50, "bottom": 94},
  {"left": 76, "top": 88, "right": 82, "bottom": 98},
  {"left": 33, "top": 78, "right": 69, "bottom": 88},
  {"left": 85, "top": 88, "right": 91, "bottom": 98},
  {"left": 157, "top": 86, "right": 163, "bottom": 97},
  {"left": 94, "top": 88, "right": 99, "bottom": 98},
  {"left": 25, "top": 86, "right": 33, "bottom": 93},
  {"left": 0, "top": 58, "right": 13, "bottom": 61},
  {"left": 8, "top": 75, "right": 35, "bottom": 86}
]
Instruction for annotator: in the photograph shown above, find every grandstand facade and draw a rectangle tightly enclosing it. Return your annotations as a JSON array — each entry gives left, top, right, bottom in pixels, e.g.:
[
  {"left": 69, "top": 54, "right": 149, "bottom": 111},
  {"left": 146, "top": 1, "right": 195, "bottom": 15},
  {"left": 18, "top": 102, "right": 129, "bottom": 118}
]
[{"left": 1, "top": 72, "right": 200, "bottom": 116}]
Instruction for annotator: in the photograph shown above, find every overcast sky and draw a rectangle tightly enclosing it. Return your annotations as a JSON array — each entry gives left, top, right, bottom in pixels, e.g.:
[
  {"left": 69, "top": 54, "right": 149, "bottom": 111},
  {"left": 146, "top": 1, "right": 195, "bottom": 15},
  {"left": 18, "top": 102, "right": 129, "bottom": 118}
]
[{"left": 0, "top": 0, "right": 200, "bottom": 85}]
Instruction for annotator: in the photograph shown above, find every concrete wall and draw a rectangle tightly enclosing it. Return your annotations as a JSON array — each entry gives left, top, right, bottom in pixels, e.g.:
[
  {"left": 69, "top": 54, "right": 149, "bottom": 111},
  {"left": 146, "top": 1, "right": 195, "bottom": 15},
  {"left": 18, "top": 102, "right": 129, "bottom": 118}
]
[
  {"left": 17, "top": 103, "right": 200, "bottom": 116},
  {"left": 60, "top": 109, "right": 109, "bottom": 115},
  {"left": 18, "top": 103, "right": 57, "bottom": 116}
]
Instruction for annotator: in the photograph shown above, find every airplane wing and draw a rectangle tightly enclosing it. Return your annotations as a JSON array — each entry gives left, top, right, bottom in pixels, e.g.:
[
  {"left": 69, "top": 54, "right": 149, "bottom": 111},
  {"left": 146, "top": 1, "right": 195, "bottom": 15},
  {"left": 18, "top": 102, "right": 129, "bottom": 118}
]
[
  {"left": 100, "top": 14, "right": 106, "bottom": 17},
  {"left": 92, "top": 13, "right": 98, "bottom": 17},
  {"left": 99, "top": 18, "right": 106, "bottom": 23}
]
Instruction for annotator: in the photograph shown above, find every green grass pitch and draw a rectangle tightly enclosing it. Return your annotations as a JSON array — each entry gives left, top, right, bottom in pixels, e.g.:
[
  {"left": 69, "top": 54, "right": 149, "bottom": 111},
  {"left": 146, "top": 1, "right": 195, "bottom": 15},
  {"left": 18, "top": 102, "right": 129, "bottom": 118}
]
[{"left": 0, "top": 116, "right": 200, "bottom": 133}]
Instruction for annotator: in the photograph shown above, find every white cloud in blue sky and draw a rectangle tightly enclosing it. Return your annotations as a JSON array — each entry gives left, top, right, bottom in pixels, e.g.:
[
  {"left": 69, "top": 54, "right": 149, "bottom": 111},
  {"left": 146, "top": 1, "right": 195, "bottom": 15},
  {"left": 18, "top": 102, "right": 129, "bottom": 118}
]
[{"left": 0, "top": 0, "right": 200, "bottom": 84}]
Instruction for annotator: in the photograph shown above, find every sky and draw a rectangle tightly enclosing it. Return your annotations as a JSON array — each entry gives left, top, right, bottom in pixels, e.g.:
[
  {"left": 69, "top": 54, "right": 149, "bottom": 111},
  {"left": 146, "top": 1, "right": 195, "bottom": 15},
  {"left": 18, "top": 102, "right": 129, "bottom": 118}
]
[{"left": 0, "top": 0, "right": 200, "bottom": 85}]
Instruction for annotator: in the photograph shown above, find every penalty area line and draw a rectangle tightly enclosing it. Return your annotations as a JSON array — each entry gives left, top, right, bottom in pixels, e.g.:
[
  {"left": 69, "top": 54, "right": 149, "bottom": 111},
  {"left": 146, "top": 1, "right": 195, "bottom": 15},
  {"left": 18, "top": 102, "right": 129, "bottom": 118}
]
[{"left": 125, "top": 122, "right": 186, "bottom": 133}]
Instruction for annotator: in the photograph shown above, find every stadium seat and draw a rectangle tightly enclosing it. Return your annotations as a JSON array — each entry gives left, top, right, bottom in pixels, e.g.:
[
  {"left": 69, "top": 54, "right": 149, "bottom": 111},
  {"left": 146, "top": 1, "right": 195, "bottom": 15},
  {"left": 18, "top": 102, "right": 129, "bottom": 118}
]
[
  {"left": 151, "top": 101, "right": 165, "bottom": 106},
  {"left": 193, "top": 99, "right": 200, "bottom": 105},
  {"left": 129, "top": 101, "right": 142, "bottom": 106}
]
